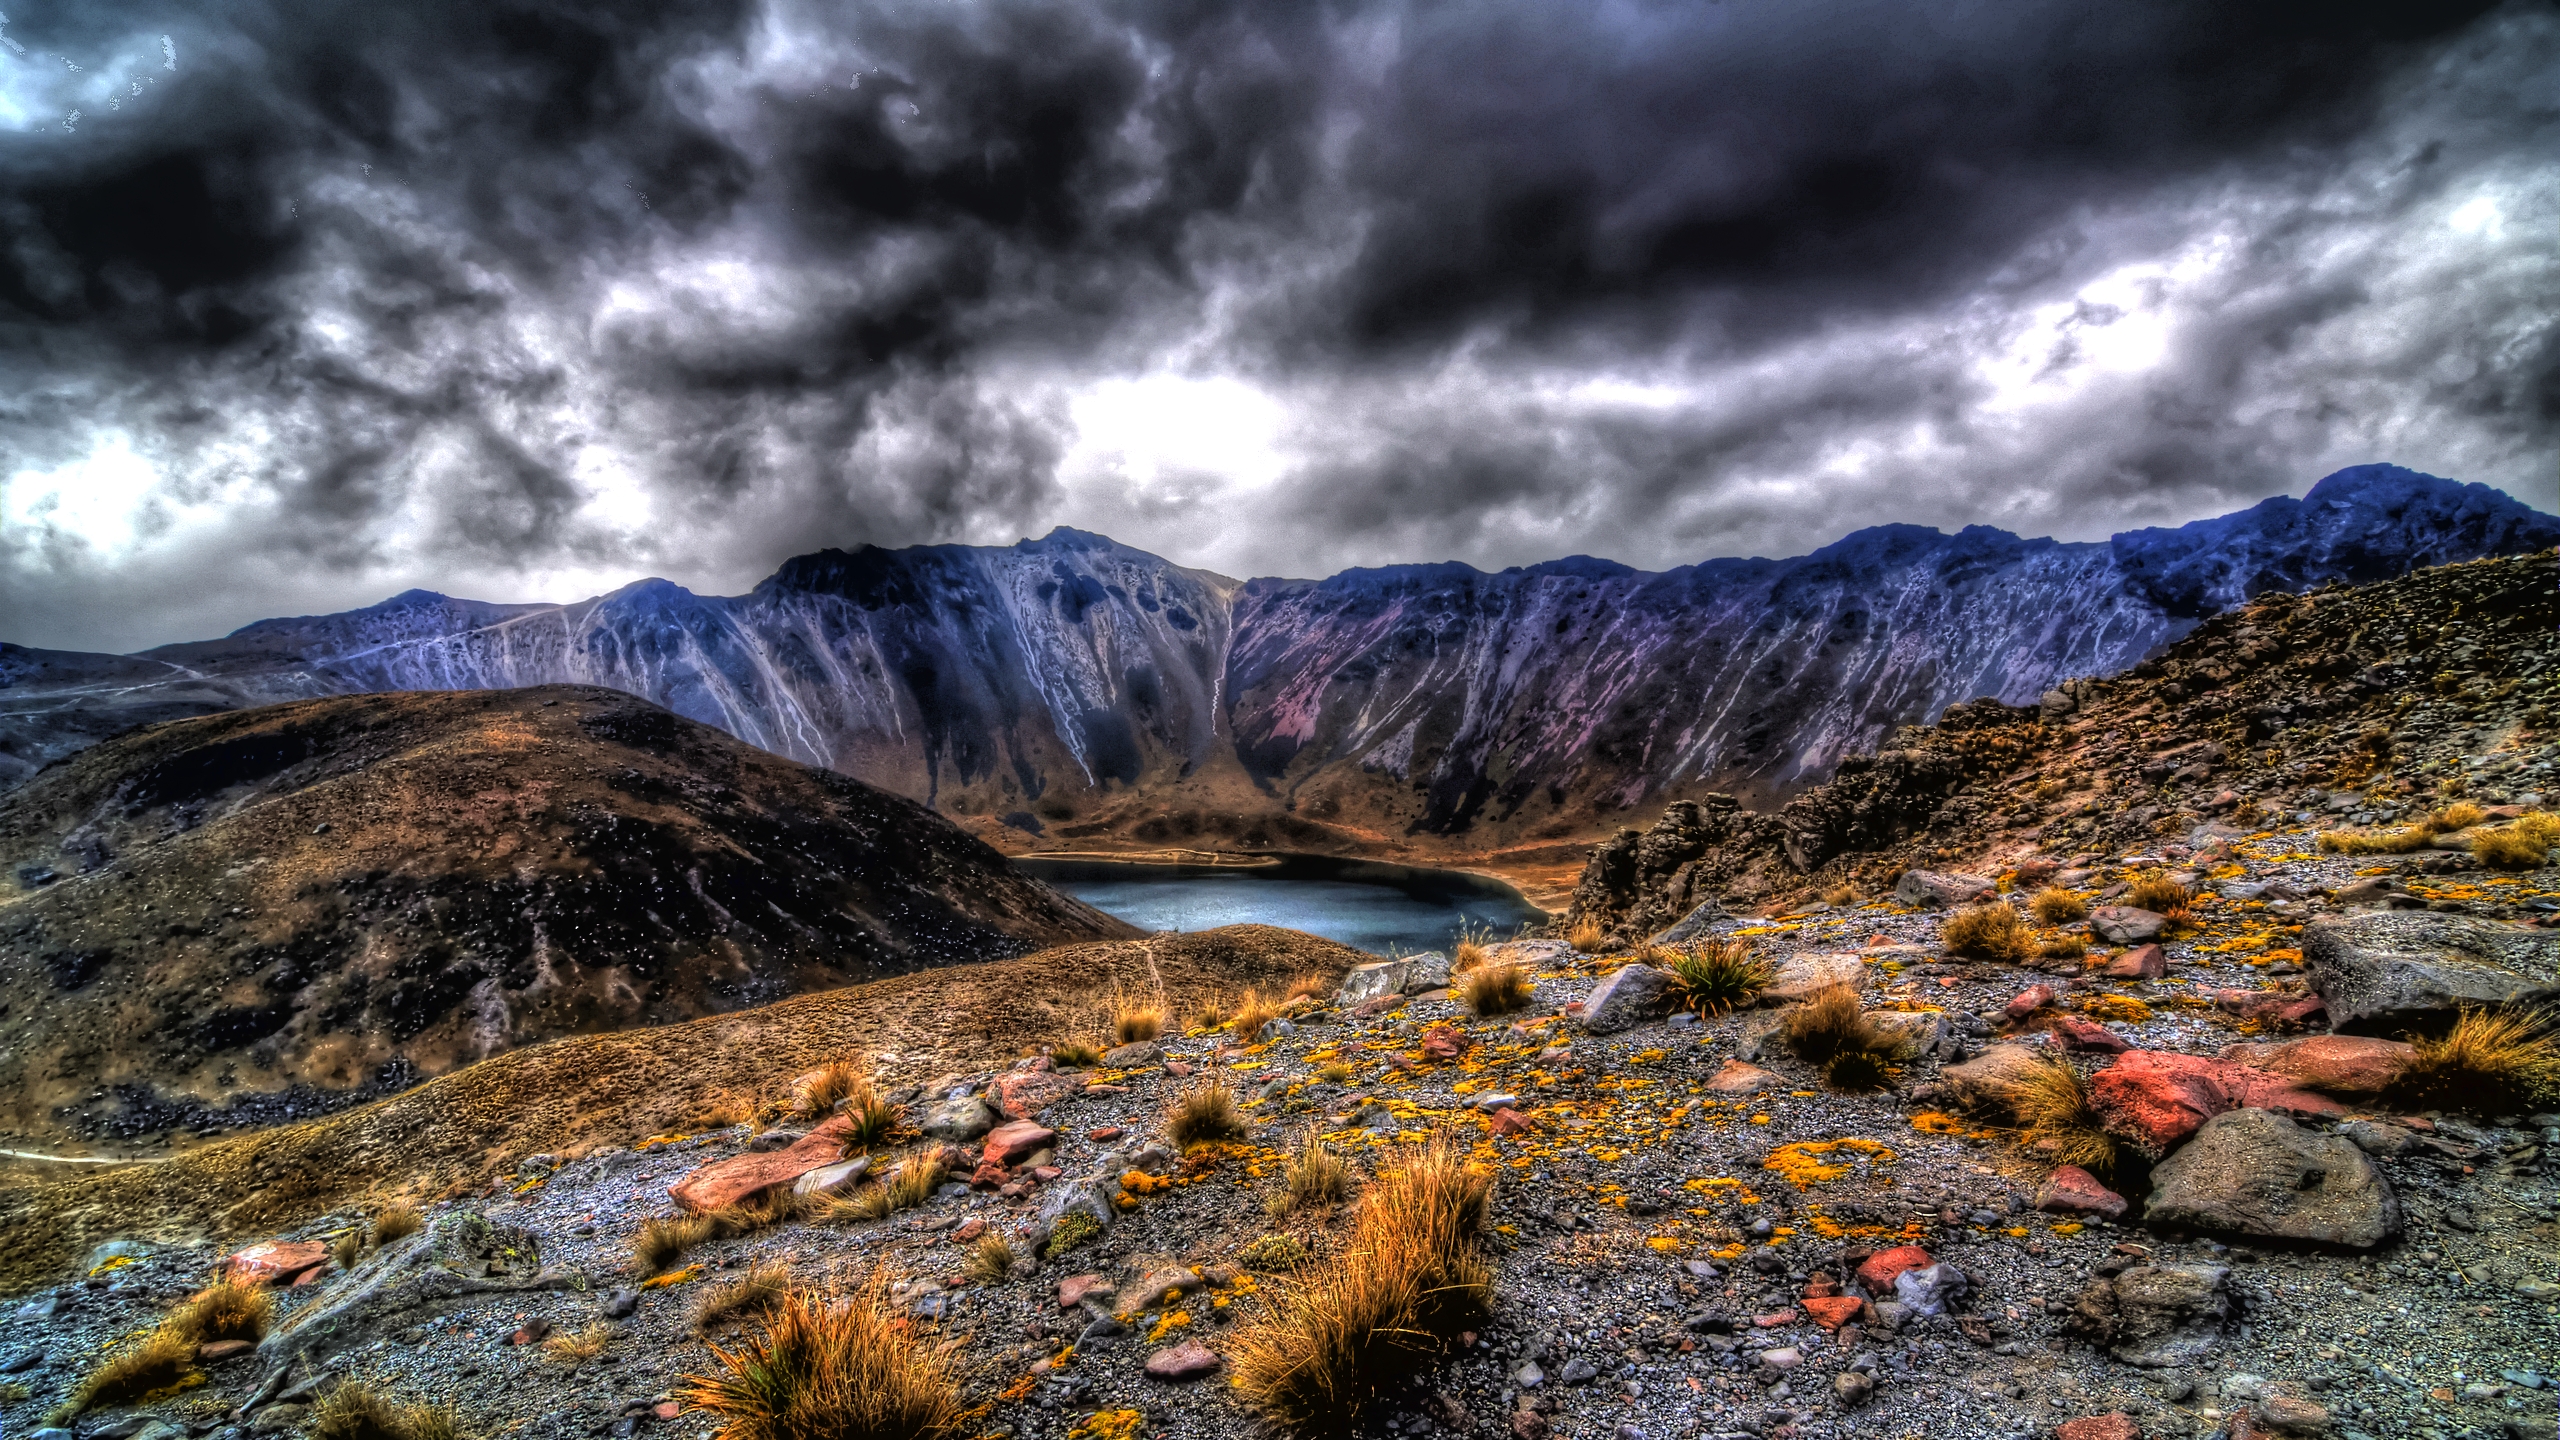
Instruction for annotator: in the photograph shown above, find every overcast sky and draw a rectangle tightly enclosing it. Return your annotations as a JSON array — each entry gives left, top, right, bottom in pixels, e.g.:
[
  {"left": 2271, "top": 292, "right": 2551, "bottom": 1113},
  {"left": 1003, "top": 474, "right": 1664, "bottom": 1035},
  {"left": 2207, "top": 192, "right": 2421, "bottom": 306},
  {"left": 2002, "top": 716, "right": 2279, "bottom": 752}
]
[{"left": 2, "top": 0, "right": 2554, "bottom": 653}]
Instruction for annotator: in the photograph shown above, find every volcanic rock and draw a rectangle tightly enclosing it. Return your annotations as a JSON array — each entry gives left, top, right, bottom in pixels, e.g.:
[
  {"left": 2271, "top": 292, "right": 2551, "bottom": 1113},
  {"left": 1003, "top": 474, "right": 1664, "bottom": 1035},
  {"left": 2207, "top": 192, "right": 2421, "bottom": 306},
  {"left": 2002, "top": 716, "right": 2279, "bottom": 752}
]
[
  {"left": 2144, "top": 1108, "right": 2401, "bottom": 1248},
  {"left": 2302, "top": 912, "right": 2559, "bottom": 1034}
]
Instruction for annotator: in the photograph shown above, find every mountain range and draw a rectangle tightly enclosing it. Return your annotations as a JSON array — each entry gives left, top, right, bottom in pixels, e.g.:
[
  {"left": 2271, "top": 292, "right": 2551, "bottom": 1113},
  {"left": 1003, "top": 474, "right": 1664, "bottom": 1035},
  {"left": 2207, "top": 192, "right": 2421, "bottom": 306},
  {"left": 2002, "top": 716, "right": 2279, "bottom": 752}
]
[{"left": 4, "top": 464, "right": 2553, "bottom": 867}]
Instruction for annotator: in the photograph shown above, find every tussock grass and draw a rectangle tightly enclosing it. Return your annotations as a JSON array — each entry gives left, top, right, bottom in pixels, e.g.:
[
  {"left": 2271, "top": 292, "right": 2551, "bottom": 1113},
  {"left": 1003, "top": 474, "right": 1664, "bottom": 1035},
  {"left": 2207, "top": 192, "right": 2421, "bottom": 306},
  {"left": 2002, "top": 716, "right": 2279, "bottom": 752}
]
[
  {"left": 169, "top": 1280, "right": 274, "bottom": 1344},
  {"left": 54, "top": 1327, "right": 199, "bottom": 1419},
  {"left": 1229, "top": 1134, "right": 1493, "bottom": 1434},
  {"left": 1566, "top": 914, "right": 1607, "bottom": 954},
  {"left": 822, "top": 1157, "right": 943, "bottom": 1225},
  {"left": 1819, "top": 884, "right": 1859, "bottom": 909},
  {"left": 1268, "top": 1131, "right": 1354, "bottom": 1221},
  {"left": 681, "top": 1275, "right": 977, "bottom": 1440},
  {"left": 1780, "top": 984, "right": 1907, "bottom": 1093},
  {"left": 2436, "top": 801, "right": 2490, "bottom": 830},
  {"left": 2389, "top": 1006, "right": 2560, "bottom": 1111},
  {"left": 1049, "top": 1042, "right": 1102, "bottom": 1069},
  {"left": 633, "top": 1214, "right": 719, "bottom": 1277},
  {"left": 2474, "top": 813, "right": 2560, "bottom": 871},
  {"left": 1941, "top": 903, "right": 2034, "bottom": 963},
  {"left": 372, "top": 1202, "right": 425, "bottom": 1247},
  {"left": 2320, "top": 801, "right": 2499, "bottom": 856},
  {"left": 541, "top": 1323, "right": 612, "bottom": 1363},
  {"left": 837, "top": 1082, "right": 900, "bottom": 1150},
  {"left": 1660, "top": 939, "right": 1770, "bottom": 1016},
  {"left": 691, "top": 1088, "right": 764, "bottom": 1130},
  {"left": 2125, "top": 874, "right": 2191, "bottom": 919},
  {"left": 1167, "top": 1080, "right": 1248, "bottom": 1148},
  {"left": 1450, "top": 919, "right": 1496, "bottom": 974},
  {"left": 693, "top": 1261, "right": 794, "bottom": 1334},
  {"left": 1821, "top": 1049, "right": 1894, "bottom": 1094},
  {"left": 1315, "top": 1061, "right": 1356, "bottom": 1085},
  {"left": 1286, "top": 973, "right": 1333, "bottom": 1003},
  {"left": 1189, "top": 993, "right": 1232, "bottom": 1032},
  {"left": 1229, "top": 988, "right": 1281, "bottom": 1042},
  {"left": 965, "top": 1234, "right": 1015, "bottom": 1285},
  {"left": 1988, "top": 1055, "right": 2116, "bottom": 1172},
  {"left": 2039, "top": 934, "right": 2088, "bottom": 962},
  {"left": 1457, "top": 962, "right": 1531, "bottom": 1017},
  {"left": 1112, "top": 994, "right": 1166, "bottom": 1044},
  {"left": 2029, "top": 888, "right": 2087, "bottom": 925},
  {"left": 797, "top": 1059, "right": 868, "bottom": 1114},
  {"left": 310, "top": 1382, "right": 458, "bottom": 1440},
  {"left": 333, "top": 1229, "right": 365, "bottom": 1271}
]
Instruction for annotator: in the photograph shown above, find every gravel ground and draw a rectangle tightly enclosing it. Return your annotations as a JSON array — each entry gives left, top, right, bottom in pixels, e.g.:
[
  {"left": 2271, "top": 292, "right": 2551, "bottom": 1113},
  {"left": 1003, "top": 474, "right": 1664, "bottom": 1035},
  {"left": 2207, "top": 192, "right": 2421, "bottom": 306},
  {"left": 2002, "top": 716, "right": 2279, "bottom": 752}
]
[{"left": 3, "top": 821, "right": 2556, "bottom": 1440}]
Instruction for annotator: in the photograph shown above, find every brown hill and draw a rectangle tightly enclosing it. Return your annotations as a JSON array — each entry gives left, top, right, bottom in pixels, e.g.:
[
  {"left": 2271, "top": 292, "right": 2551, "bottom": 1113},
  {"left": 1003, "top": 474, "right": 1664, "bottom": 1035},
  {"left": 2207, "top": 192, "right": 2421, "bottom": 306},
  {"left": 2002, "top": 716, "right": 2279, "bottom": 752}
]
[
  {"left": 0, "top": 686, "right": 1135, "bottom": 1150},
  {"left": 0, "top": 924, "right": 1357, "bottom": 1293}
]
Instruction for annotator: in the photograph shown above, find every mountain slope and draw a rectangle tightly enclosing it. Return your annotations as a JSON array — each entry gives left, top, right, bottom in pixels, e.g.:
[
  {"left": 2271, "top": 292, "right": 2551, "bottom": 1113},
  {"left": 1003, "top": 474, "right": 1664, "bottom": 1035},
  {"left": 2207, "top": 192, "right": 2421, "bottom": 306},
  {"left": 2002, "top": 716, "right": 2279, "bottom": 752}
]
[
  {"left": 2, "top": 466, "right": 2551, "bottom": 864},
  {"left": 0, "top": 686, "right": 1133, "bottom": 1148}
]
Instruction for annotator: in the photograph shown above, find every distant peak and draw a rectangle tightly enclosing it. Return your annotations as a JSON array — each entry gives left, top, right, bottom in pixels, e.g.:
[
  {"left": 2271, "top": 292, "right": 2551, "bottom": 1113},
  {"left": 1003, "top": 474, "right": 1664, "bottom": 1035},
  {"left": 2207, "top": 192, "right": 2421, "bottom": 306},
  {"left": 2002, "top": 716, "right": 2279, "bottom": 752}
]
[{"left": 1017, "top": 526, "right": 1116, "bottom": 552}]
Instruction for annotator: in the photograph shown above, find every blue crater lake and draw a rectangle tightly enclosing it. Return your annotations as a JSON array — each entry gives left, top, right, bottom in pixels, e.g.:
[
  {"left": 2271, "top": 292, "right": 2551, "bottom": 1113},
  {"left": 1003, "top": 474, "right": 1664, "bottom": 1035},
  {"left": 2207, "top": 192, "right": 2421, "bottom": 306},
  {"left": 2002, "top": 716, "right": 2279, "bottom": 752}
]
[{"left": 1014, "top": 853, "right": 1548, "bottom": 959}]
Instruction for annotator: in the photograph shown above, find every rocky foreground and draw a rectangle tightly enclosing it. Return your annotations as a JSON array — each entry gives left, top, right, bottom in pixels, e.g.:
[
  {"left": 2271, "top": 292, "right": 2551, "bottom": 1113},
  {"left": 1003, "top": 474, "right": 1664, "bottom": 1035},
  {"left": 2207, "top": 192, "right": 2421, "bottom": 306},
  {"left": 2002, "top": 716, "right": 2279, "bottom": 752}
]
[{"left": 2, "top": 810, "right": 2554, "bottom": 1440}]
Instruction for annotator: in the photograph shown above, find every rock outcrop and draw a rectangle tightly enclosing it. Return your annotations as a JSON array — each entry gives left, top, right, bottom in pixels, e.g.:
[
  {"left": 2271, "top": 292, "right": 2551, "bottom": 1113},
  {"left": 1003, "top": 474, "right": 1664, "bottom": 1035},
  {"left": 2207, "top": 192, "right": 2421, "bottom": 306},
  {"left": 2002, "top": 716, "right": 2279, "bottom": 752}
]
[
  {"left": 2302, "top": 912, "right": 2560, "bottom": 1034},
  {"left": 2143, "top": 1108, "right": 2403, "bottom": 1248}
]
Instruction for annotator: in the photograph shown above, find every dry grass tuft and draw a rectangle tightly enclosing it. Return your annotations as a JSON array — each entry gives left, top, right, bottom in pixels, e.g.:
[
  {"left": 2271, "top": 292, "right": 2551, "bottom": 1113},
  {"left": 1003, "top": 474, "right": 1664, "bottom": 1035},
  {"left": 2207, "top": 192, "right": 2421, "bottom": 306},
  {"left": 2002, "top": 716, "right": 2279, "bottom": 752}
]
[
  {"left": 798, "top": 1058, "right": 868, "bottom": 1114},
  {"left": 2436, "top": 801, "right": 2490, "bottom": 831},
  {"left": 372, "top": 1202, "right": 425, "bottom": 1247},
  {"left": 1315, "top": 1061, "right": 1356, "bottom": 1085},
  {"left": 693, "top": 1261, "right": 794, "bottom": 1334},
  {"left": 541, "top": 1322, "right": 613, "bottom": 1363},
  {"left": 1819, "top": 884, "right": 1859, "bottom": 909},
  {"left": 691, "top": 1087, "right": 764, "bottom": 1130},
  {"left": 2473, "top": 813, "right": 2560, "bottom": 871},
  {"left": 1660, "top": 939, "right": 1770, "bottom": 1017},
  {"left": 1450, "top": 919, "right": 1497, "bottom": 975},
  {"left": 56, "top": 1327, "right": 199, "bottom": 1418},
  {"left": 1049, "top": 1042, "right": 1102, "bottom": 1069},
  {"left": 821, "top": 1157, "right": 942, "bottom": 1225},
  {"left": 632, "top": 1213, "right": 718, "bottom": 1277},
  {"left": 1269, "top": 1131, "right": 1354, "bottom": 1221},
  {"left": 1167, "top": 1080, "right": 1248, "bottom": 1148},
  {"left": 1779, "top": 985, "right": 1893, "bottom": 1066},
  {"left": 1821, "top": 1049, "right": 1894, "bottom": 1094},
  {"left": 1112, "top": 993, "right": 1167, "bottom": 1043},
  {"left": 1229, "top": 988, "right": 1282, "bottom": 1042},
  {"left": 965, "top": 1233, "right": 1015, "bottom": 1285},
  {"left": 2040, "top": 934, "right": 2089, "bottom": 962},
  {"left": 2390, "top": 1006, "right": 2560, "bottom": 1111},
  {"left": 2319, "top": 801, "right": 2500, "bottom": 857},
  {"left": 2125, "top": 874, "right": 2191, "bottom": 919},
  {"left": 332, "top": 1228, "right": 365, "bottom": 1271},
  {"left": 1990, "top": 1055, "right": 2116, "bottom": 1172},
  {"left": 2029, "top": 888, "right": 2088, "bottom": 925},
  {"left": 1458, "top": 963, "right": 1532, "bottom": 1017},
  {"left": 1229, "top": 1134, "right": 1493, "bottom": 1433},
  {"left": 837, "top": 1082, "right": 901, "bottom": 1150},
  {"left": 1566, "top": 914, "right": 1607, "bottom": 954},
  {"left": 1286, "top": 973, "right": 1333, "bottom": 1003},
  {"left": 310, "top": 1382, "right": 458, "bottom": 1440},
  {"left": 1188, "top": 993, "right": 1233, "bottom": 1033},
  {"left": 169, "top": 1280, "right": 274, "bottom": 1345},
  {"left": 1941, "top": 903, "right": 2034, "bottom": 963},
  {"left": 680, "top": 1274, "right": 978, "bottom": 1440}
]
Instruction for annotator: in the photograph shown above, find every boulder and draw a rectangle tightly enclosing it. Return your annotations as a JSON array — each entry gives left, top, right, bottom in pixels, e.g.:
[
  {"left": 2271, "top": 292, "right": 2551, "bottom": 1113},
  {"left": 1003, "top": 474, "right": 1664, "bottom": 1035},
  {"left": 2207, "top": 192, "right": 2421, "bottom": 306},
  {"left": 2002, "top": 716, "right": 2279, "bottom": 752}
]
[
  {"left": 1651, "top": 899, "right": 1730, "bottom": 947},
  {"left": 982, "top": 1121, "right": 1059, "bottom": 1167},
  {"left": 2215, "top": 1035, "right": 2415, "bottom": 1096},
  {"left": 224, "top": 1241, "right": 331, "bottom": 1289},
  {"left": 1578, "top": 964, "right": 1679, "bottom": 1034},
  {"left": 2034, "top": 1165, "right": 2128, "bottom": 1220},
  {"left": 2048, "top": 1014, "right": 2130, "bottom": 1054},
  {"left": 990, "top": 1071, "right": 1083, "bottom": 1121},
  {"left": 791, "top": 1157, "right": 872, "bottom": 1197},
  {"left": 1336, "top": 951, "right": 1453, "bottom": 1007},
  {"left": 1895, "top": 870, "right": 1994, "bottom": 908},
  {"left": 2144, "top": 1108, "right": 2400, "bottom": 1248},
  {"left": 1703, "top": 1059, "right": 1782, "bottom": 1094},
  {"left": 2002, "top": 985, "right": 2056, "bottom": 1022},
  {"left": 2090, "top": 907, "right": 2169, "bottom": 944},
  {"left": 671, "top": 1114, "right": 857, "bottom": 1212},
  {"left": 918, "top": 1095, "right": 998, "bottom": 1142},
  {"left": 2090, "top": 1051, "right": 2343, "bottom": 1157},
  {"left": 257, "top": 1211, "right": 568, "bottom": 1369},
  {"left": 1760, "top": 952, "right": 1868, "bottom": 1006},
  {"left": 1865, "top": 1009, "right": 1957, "bottom": 1061},
  {"left": 1101, "top": 1041, "right": 1162, "bottom": 1068},
  {"left": 2303, "top": 912, "right": 2559, "bottom": 1035},
  {"left": 2065, "top": 1262, "right": 2232, "bottom": 1367},
  {"left": 2101, "top": 944, "right": 2167, "bottom": 981}
]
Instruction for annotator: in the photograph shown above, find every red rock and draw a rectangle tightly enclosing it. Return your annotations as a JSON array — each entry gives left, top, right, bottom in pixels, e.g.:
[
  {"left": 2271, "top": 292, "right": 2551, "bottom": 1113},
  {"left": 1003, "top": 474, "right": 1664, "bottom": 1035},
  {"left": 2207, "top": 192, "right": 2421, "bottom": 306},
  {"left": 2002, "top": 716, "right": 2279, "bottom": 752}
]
[
  {"left": 1855, "top": 1245, "right": 1933, "bottom": 1295},
  {"left": 1164, "top": 1060, "right": 1193, "bottom": 1077},
  {"left": 2218, "top": 1035, "right": 2415, "bottom": 1095},
  {"left": 669, "top": 1114, "right": 858, "bottom": 1213},
  {"left": 970, "top": 1156, "right": 1012, "bottom": 1188},
  {"left": 2055, "top": 1415, "right": 2139, "bottom": 1440},
  {"left": 197, "top": 1339, "right": 255, "bottom": 1362},
  {"left": 1059, "top": 1274, "right": 1113, "bottom": 1309},
  {"left": 291, "top": 1266, "right": 327, "bottom": 1287},
  {"left": 1511, "top": 1411, "right": 1553, "bottom": 1440},
  {"left": 2102, "top": 944, "right": 2167, "bottom": 981},
  {"left": 2049, "top": 1014, "right": 2131, "bottom": 1053},
  {"left": 2003, "top": 986, "right": 2056, "bottom": 1022},
  {"left": 1704, "top": 1059, "right": 1782, "bottom": 1093},
  {"left": 1031, "top": 1165, "right": 1062, "bottom": 1181},
  {"left": 1802, "top": 1296, "right": 1865, "bottom": 1330},
  {"left": 511, "top": 1318, "right": 553, "bottom": 1346},
  {"left": 990, "top": 1071, "right": 1082, "bottom": 1121},
  {"left": 2272, "top": 995, "right": 2327, "bottom": 1029},
  {"left": 1144, "top": 1339, "right": 1224, "bottom": 1381},
  {"left": 983, "top": 1120, "right": 1059, "bottom": 1166},
  {"left": 2090, "top": 1051, "right": 2343, "bottom": 1155},
  {"left": 224, "top": 1240, "right": 330, "bottom": 1288},
  {"left": 652, "top": 1403, "right": 681, "bottom": 1422},
  {"left": 2015, "top": 859, "right": 2060, "bottom": 882},
  {"left": 950, "top": 1218, "right": 987, "bottom": 1243},
  {"left": 1089, "top": 1127, "right": 1124, "bottom": 1141},
  {"left": 2034, "top": 1164, "right": 2128, "bottom": 1220},
  {"left": 1420, "top": 1024, "right": 1472, "bottom": 1061},
  {"left": 1489, "top": 1108, "right": 1536, "bottom": 1138},
  {"left": 1751, "top": 1309, "right": 1798, "bottom": 1328}
]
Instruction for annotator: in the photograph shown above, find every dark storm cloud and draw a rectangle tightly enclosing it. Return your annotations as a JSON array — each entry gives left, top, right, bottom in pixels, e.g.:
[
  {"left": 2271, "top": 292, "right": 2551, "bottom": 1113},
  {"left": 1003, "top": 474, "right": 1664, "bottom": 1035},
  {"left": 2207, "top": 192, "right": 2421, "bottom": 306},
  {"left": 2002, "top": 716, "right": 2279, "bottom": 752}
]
[{"left": 0, "top": 0, "right": 2552, "bottom": 651}]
